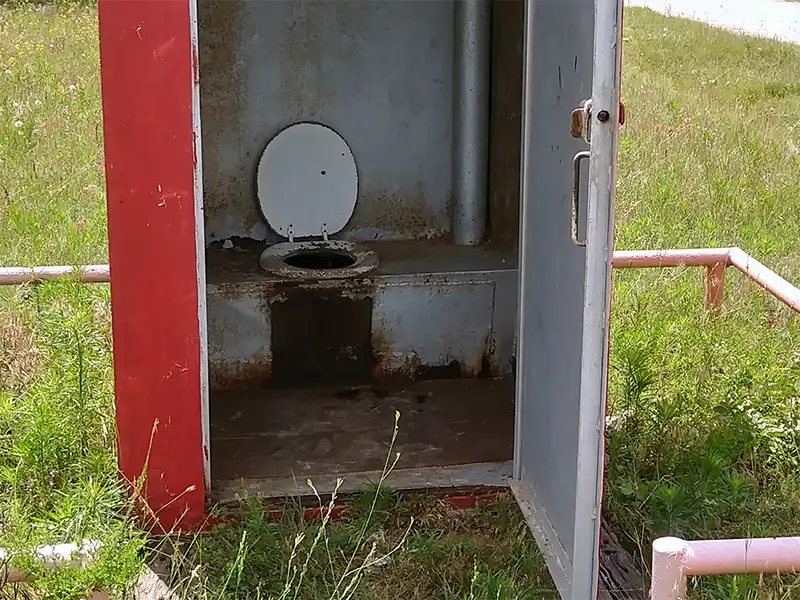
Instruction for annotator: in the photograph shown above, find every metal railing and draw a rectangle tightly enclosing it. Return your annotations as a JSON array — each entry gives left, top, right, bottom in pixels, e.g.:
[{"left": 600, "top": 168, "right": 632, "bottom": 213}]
[
  {"left": 1, "top": 246, "right": 797, "bottom": 313},
  {"left": 612, "top": 247, "right": 800, "bottom": 313},
  {"left": 0, "top": 264, "right": 109, "bottom": 285},
  {"left": 652, "top": 536, "right": 800, "bottom": 600}
]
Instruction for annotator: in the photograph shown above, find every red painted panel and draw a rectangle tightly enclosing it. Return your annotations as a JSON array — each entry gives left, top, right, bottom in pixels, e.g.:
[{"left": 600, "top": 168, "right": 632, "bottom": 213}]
[{"left": 98, "top": 0, "right": 206, "bottom": 531}]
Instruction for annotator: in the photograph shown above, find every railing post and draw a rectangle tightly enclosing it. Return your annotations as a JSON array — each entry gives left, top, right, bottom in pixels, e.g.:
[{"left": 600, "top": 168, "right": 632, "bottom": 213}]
[
  {"left": 651, "top": 537, "right": 689, "bottom": 600},
  {"left": 705, "top": 261, "right": 726, "bottom": 310}
]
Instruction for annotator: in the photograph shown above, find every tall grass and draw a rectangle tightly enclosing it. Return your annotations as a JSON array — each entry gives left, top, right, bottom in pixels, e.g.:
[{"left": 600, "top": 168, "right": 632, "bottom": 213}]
[
  {"left": 0, "top": 5, "right": 105, "bottom": 268},
  {"left": 605, "top": 10, "right": 800, "bottom": 597},
  {"left": 0, "top": 281, "right": 144, "bottom": 598}
]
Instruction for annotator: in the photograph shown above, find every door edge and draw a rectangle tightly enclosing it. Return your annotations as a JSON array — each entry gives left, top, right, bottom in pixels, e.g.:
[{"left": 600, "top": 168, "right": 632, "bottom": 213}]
[{"left": 509, "top": 475, "right": 572, "bottom": 595}]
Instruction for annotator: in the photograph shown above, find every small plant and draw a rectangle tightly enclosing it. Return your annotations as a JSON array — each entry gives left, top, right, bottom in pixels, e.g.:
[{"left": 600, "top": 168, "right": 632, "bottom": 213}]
[{"left": 0, "top": 281, "right": 143, "bottom": 599}]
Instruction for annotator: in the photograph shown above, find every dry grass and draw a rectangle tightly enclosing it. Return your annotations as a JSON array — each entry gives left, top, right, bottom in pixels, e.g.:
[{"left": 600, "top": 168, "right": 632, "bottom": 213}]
[{"left": 0, "top": 298, "right": 42, "bottom": 390}]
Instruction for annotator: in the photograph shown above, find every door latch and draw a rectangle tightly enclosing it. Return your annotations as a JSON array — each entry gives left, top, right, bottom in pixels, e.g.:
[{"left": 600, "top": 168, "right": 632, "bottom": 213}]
[
  {"left": 571, "top": 100, "right": 625, "bottom": 140},
  {"left": 570, "top": 98, "right": 593, "bottom": 143}
]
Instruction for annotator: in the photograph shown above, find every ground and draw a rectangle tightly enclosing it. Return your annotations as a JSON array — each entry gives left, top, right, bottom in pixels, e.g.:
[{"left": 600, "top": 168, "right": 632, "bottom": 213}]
[{"left": 2, "top": 4, "right": 800, "bottom": 600}]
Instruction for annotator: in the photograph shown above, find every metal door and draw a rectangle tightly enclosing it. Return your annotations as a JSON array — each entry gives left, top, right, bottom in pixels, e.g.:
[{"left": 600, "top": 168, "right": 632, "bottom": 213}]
[{"left": 510, "top": 0, "right": 623, "bottom": 598}]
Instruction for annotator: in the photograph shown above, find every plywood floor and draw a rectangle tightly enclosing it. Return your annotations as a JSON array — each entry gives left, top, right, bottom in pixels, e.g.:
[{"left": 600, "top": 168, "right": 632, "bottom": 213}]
[{"left": 210, "top": 378, "right": 515, "bottom": 486}]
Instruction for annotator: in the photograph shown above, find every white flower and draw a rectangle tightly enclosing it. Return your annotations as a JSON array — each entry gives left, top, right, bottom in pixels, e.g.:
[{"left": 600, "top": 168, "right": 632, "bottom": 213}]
[
  {"left": 68, "top": 84, "right": 77, "bottom": 92},
  {"left": 13, "top": 120, "right": 23, "bottom": 128},
  {"left": 3, "top": 69, "right": 10, "bottom": 76}
]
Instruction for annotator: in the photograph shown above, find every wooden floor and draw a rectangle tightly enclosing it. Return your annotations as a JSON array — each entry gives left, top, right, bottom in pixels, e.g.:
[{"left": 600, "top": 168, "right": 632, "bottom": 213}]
[{"left": 210, "top": 378, "right": 515, "bottom": 489}]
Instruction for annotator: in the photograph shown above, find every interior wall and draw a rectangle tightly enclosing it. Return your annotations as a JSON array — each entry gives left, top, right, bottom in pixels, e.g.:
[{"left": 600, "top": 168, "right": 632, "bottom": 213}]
[
  {"left": 486, "top": 0, "right": 523, "bottom": 253},
  {"left": 197, "top": 0, "right": 455, "bottom": 246}
]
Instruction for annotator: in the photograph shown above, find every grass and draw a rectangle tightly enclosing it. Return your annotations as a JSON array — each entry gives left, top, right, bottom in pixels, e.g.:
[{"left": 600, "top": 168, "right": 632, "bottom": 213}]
[
  {"left": 608, "top": 11, "right": 800, "bottom": 598},
  {"left": 163, "top": 492, "right": 551, "bottom": 600},
  {"left": 2, "top": 4, "right": 800, "bottom": 599},
  {"left": 0, "top": 4, "right": 106, "bottom": 268}
]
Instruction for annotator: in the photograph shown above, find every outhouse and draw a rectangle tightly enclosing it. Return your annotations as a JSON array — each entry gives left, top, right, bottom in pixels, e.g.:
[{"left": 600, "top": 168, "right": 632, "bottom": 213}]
[{"left": 97, "top": 0, "right": 623, "bottom": 598}]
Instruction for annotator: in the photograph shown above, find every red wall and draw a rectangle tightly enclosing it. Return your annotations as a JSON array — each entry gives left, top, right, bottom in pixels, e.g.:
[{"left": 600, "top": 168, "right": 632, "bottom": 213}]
[{"left": 98, "top": 0, "right": 207, "bottom": 531}]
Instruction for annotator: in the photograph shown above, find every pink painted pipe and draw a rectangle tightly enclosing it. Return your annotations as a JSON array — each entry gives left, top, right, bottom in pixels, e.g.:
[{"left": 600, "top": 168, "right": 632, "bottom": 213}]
[
  {"left": 0, "top": 248, "right": 798, "bottom": 314},
  {"left": 652, "top": 536, "right": 800, "bottom": 600},
  {"left": 612, "top": 247, "right": 800, "bottom": 313},
  {"left": 0, "top": 265, "right": 109, "bottom": 285},
  {"left": 612, "top": 247, "right": 732, "bottom": 268},
  {"left": 728, "top": 248, "right": 800, "bottom": 313}
]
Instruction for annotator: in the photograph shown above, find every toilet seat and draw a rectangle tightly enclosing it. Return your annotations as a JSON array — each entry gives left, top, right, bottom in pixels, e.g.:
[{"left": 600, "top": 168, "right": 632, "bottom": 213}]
[
  {"left": 256, "top": 122, "right": 379, "bottom": 280},
  {"left": 259, "top": 240, "right": 380, "bottom": 280}
]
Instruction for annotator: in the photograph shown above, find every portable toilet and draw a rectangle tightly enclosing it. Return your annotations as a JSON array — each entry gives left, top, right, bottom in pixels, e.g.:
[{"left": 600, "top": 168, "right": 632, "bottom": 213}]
[{"left": 97, "top": 0, "right": 623, "bottom": 598}]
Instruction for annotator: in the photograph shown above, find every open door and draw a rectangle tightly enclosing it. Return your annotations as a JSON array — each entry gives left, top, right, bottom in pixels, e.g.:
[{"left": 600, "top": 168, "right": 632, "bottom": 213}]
[{"left": 510, "top": 0, "right": 623, "bottom": 598}]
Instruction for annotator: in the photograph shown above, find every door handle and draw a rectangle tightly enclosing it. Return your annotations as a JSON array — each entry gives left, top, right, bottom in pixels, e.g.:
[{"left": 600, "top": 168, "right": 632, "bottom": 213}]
[{"left": 571, "top": 151, "right": 590, "bottom": 247}]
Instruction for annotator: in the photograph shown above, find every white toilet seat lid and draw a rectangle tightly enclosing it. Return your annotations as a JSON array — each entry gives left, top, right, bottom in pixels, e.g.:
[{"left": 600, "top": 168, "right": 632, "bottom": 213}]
[{"left": 257, "top": 122, "right": 358, "bottom": 240}]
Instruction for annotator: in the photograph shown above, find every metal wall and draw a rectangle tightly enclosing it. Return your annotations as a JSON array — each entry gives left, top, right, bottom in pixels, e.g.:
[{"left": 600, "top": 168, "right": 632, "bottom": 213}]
[
  {"left": 206, "top": 250, "right": 517, "bottom": 391},
  {"left": 486, "top": 0, "right": 524, "bottom": 252},
  {"left": 199, "top": 0, "right": 525, "bottom": 382},
  {"left": 198, "top": 0, "right": 455, "bottom": 244}
]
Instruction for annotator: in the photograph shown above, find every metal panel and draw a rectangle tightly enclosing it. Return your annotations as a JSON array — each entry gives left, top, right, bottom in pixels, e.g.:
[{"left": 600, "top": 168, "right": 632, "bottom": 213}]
[
  {"left": 511, "top": 0, "right": 622, "bottom": 598},
  {"left": 205, "top": 243, "right": 518, "bottom": 388},
  {"left": 197, "top": 0, "right": 456, "bottom": 244},
  {"left": 207, "top": 291, "right": 271, "bottom": 391},
  {"left": 372, "top": 281, "right": 495, "bottom": 378}
]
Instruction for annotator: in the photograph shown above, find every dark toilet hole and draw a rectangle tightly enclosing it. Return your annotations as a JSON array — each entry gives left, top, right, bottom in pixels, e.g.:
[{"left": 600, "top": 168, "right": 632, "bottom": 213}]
[{"left": 284, "top": 249, "right": 356, "bottom": 270}]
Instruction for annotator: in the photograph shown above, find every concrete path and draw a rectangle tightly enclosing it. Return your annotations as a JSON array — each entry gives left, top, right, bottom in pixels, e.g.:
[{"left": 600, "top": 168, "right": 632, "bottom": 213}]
[{"left": 626, "top": 0, "right": 800, "bottom": 45}]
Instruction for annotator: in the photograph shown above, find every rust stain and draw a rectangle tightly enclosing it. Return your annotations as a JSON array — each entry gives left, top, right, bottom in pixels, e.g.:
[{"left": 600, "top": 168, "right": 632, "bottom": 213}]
[
  {"left": 350, "top": 188, "right": 449, "bottom": 240},
  {"left": 370, "top": 326, "right": 420, "bottom": 382},
  {"left": 210, "top": 359, "right": 272, "bottom": 392},
  {"left": 273, "top": 277, "right": 376, "bottom": 297},
  {"left": 478, "top": 332, "right": 497, "bottom": 378},
  {"left": 371, "top": 321, "right": 498, "bottom": 383}
]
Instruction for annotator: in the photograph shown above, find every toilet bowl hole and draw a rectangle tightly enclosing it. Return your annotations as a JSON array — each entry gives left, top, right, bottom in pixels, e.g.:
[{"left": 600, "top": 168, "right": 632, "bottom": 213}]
[{"left": 283, "top": 249, "right": 356, "bottom": 270}]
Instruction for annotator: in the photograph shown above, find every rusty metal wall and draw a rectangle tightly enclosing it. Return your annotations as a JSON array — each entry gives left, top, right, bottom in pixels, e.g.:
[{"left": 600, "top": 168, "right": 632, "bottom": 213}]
[
  {"left": 207, "top": 264, "right": 516, "bottom": 391},
  {"left": 197, "top": 0, "right": 455, "bottom": 245}
]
